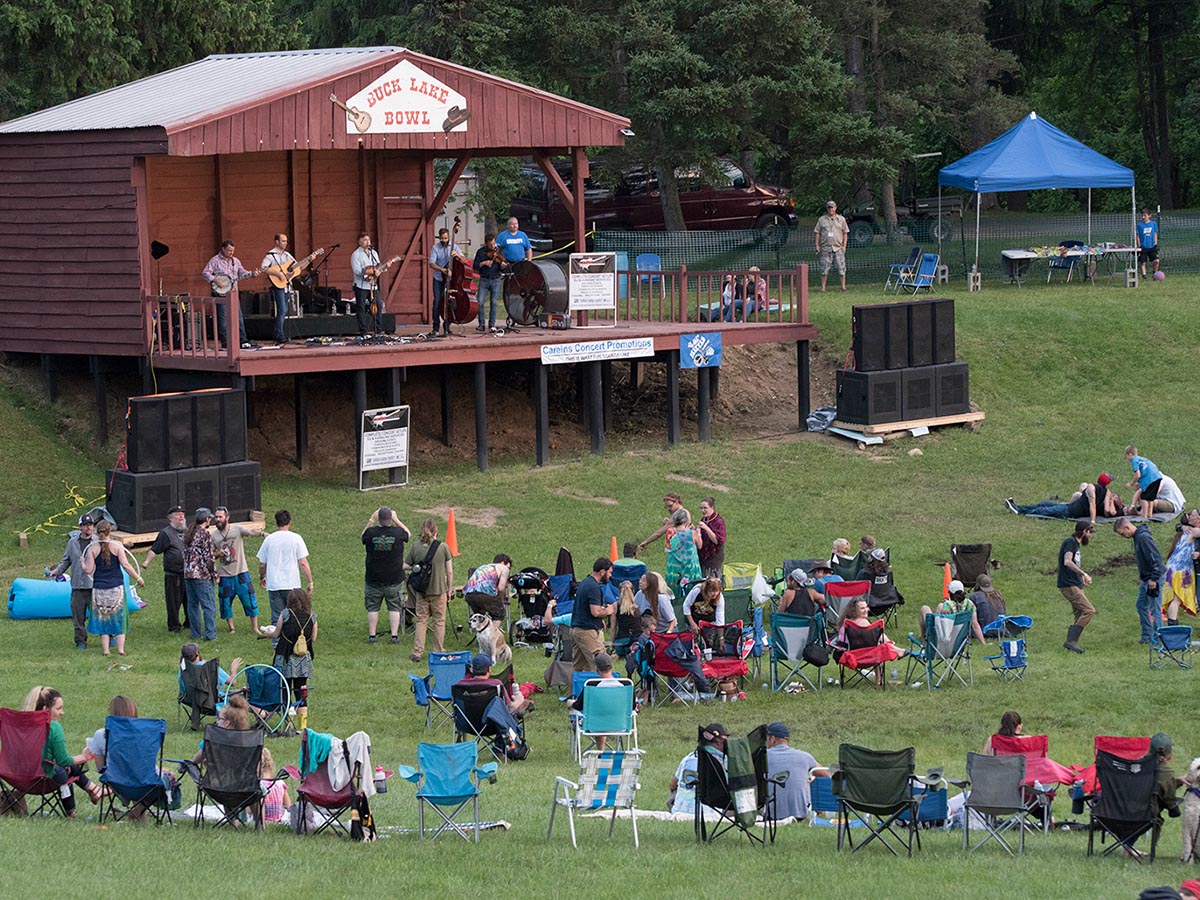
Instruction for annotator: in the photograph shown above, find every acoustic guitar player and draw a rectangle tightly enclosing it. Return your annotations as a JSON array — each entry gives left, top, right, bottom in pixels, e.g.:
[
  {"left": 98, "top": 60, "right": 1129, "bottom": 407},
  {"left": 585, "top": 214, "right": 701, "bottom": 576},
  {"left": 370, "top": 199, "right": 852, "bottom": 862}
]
[{"left": 261, "top": 234, "right": 325, "bottom": 345}]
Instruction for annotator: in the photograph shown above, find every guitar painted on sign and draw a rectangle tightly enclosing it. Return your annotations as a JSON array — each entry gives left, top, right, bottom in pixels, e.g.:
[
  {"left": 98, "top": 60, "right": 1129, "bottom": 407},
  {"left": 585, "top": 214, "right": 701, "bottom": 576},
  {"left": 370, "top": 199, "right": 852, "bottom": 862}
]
[{"left": 330, "top": 93, "right": 371, "bottom": 133}]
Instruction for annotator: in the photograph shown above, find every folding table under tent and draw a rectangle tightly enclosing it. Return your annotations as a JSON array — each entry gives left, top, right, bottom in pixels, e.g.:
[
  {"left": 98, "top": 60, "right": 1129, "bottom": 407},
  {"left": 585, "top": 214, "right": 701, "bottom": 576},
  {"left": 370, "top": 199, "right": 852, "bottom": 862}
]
[{"left": 937, "top": 112, "right": 1136, "bottom": 279}]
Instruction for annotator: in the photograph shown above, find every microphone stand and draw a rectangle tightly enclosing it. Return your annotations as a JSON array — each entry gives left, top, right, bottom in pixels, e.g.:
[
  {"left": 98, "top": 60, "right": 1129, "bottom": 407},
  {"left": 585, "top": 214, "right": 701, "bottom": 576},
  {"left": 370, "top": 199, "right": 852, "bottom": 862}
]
[{"left": 312, "top": 244, "right": 340, "bottom": 314}]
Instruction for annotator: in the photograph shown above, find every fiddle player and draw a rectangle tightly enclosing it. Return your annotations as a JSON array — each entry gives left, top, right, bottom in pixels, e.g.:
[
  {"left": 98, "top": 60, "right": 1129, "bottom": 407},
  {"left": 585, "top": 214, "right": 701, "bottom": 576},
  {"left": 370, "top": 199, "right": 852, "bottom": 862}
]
[
  {"left": 473, "top": 233, "right": 505, "bottom": 332},
  {"left": 201, "top": 240, "right": 258, "bottom": 350},
  {"left": 261, "top": 234, "right": 298, "bottom": 345},
  {"left": 351, "top": 232, "right": 382, "bottom": 335},
  {"left": 428, "top": 226, "right": 465, "bottom": 336}
]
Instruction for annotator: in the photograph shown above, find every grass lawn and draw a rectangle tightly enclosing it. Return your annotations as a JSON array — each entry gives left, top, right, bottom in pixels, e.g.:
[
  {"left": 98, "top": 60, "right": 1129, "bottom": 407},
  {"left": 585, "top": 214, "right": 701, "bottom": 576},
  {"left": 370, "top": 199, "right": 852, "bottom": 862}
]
[{"left": 0, "top": 275, "right": 1195, "bottom": 899}]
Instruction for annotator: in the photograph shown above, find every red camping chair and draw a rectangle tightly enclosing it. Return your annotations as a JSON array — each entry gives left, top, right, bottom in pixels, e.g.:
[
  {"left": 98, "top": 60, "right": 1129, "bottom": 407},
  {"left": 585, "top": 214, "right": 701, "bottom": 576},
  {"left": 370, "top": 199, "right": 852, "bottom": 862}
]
[
  {"left": 648, "top": 631, "right": 707, "bottom": 705},
  {"left": 833, "top": 620, "right": 897, "bottom": 689},
  {"left": 282, "top": 729, "right": 363, "bottom": 837},
  {"left": 0, "top": 708, "right": 78, "bottom": 816},
  {"left": 699, "top": 620, "right": 751, "bottom": 691},
  {"left": 1079, "top": 736, "right": 1151, "bottom": 796},
  {"left": 823, "top": 580, "right": 872, "bottom": 626},
  {"left": 990, "top": 734, "right": 1079, "bottom": 832}
]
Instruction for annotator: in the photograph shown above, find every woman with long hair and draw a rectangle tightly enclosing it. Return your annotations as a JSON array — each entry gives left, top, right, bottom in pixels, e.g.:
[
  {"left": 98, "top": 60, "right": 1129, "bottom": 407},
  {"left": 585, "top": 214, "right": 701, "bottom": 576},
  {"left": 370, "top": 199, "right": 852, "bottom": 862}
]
[
  {"left": 259, "top": 588, "right": 316, "bottom": 696},
  {"left": 609, "top": 580, "right": 642, "bottom": 655},
  {"left": 81, "top": 520, "right": 143, "bottom": 656},
  {"left": 182, "top": 509, "right": 218, "bottom": 641},
  {"left": 405, "top": 517, "right": 452, "bottom": 662},
  {"left": 664, "top": 508, "right": 702, "bottom": 602},
  {"left": 635, "top": 571, "right": 676, "bottom": 633},
  {"left": 23, "top": 686, "right": 107, "bottom": 815},
  {"left": 1163, "top": 509, "right": 1200, "bottom": 624}
]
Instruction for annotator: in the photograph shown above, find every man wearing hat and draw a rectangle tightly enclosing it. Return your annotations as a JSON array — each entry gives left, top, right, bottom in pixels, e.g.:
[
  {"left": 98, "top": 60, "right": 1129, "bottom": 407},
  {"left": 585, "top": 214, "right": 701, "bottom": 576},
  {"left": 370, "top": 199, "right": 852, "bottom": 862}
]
[
  {"left": 1150, "top": 733, "right": 1182, "bottom": 818},
  {"left": 779, "top": 568, "right": 820, "bottom": 616},
  {"left": 143, "top": 505, "right": 189, "bottom": 633},
  {"left": 809, "top": 559, "right": 843, "bottom": 596},
  {"left": 1008, "top": 473, "right": 1123, "bottom": 521},
  {"left": 48, "top": 513, "right": 98, "bottom": 649},
  {"left": 813, "top": 200, "right": 849, "bottom": 292},
  {"left": 669, "top": 723, "right": 729, "bottom": 815},
  {"left": 765, "top": 722, "right": 828, "bottom": 822},
  {"left": 361, "top": 506, "right": 411, "bottom": 645},
  {"left": 455, "top": 653, "right": 531, "bottom": 716},
  {"left": 918, "top": 580, "right": 987, "bottom": 645}
]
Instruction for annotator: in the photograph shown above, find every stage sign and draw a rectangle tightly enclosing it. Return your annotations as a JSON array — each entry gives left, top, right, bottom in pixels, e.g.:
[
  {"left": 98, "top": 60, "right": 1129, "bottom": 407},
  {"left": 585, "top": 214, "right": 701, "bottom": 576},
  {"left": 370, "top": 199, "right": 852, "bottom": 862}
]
[
  {"left": 337, "top": 60, "right": 468, "bottom": 135},
  {"left": 680, "top": 333, "right": 722, "bottom": 368},
  {"left": 569, "top": 252, "right": 617, "bottom": 312},
  {"left": 359, "top": 405, "right": 410, "bottom": 491},
  {"left": 541, "top": 337, "right": 655, "bottom": 365}
]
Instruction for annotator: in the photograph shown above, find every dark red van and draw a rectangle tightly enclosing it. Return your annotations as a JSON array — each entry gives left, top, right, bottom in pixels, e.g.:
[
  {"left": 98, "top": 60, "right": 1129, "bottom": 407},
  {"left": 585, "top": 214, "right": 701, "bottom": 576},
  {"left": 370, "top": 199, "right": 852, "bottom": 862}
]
[{"left": 510, "top": 157, "right": 797, "bottom": 243}]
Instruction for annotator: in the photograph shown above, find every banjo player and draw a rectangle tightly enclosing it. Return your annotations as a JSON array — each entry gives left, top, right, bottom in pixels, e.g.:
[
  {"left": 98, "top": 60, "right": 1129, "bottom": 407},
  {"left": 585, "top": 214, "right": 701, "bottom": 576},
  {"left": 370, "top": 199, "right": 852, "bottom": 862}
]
[{"left": 201, "top": 240, "right": 260, "bottom": 350}]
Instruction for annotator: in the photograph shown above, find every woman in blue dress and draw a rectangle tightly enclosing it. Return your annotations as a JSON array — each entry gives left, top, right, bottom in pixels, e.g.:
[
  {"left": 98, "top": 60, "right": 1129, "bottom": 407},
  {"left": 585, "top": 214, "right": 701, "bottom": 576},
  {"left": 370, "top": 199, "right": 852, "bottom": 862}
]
[{"left": 82, "top": 520, "right": 144, "bottom": 656}]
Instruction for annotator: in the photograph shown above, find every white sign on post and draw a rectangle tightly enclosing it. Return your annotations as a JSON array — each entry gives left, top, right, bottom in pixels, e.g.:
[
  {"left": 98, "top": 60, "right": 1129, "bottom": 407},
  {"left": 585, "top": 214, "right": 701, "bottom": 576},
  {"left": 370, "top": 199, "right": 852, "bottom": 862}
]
[
  {"left": 359, "top": 405, "right": 410, "bottom": 490},
  {"left": 569, "top": 252, "right": 617, "bottom": 312}
]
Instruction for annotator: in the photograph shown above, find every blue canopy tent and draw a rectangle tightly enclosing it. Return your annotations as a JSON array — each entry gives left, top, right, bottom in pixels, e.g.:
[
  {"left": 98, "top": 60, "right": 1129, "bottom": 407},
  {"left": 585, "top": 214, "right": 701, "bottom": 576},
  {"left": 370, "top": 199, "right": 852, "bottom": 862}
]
[{"left": 938, "top": 112, "right": 1136, "bottom": 274}]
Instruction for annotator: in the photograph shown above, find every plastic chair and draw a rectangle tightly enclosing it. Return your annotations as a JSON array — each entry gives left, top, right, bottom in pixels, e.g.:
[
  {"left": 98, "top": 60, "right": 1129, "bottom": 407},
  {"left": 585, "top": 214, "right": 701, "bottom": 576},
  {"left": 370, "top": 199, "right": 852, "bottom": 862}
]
[
  {"left": 399, "top": 741, "right": 497, "bottom": 842},
  {"left": 549, "top": 749, "right": 643, "bottom": 848},
  {"left": 98, "top": 716, "right": 177, "bottom": 824},
  {"left": 986, "top": 639, "right": 1027, "bottom": 681},
  {"left": 832, "top": 743, "right": 920, "bottom": 856},
  {"left": 635, "top": 253, "right": 664, "bottom": 296},
  {"left": 1088, "top": 750, "right": 1161, "bottom": 861},
  {"left": 1150, "top": 624, "right": 1193, "bottom": 669},
  {"left": 771, "top": 610, "right": 824, "bottom": 692},
  {"left": 897, "top": 253, "right": 938, "bottom": 294},
  {"left": 1047, "top": 240, "right": 1085, "bottom": 283},
  {"left": 409, "top": 650, "right": 471, "bottom": 729},
  {"left": 574, "top": 679, "right": 638, "bottom": 763},
  {"left": 0, "top": 708, "right": 74, "bottom": 816},
  {"left": 962, "top": 752, "right": 1030, "bottom": 856},
  {"left": 885, "top": 246, "right": 921, "bottom": 292},
  {"left": 906, "top": 610, "right": 974, "bottom": 689}
]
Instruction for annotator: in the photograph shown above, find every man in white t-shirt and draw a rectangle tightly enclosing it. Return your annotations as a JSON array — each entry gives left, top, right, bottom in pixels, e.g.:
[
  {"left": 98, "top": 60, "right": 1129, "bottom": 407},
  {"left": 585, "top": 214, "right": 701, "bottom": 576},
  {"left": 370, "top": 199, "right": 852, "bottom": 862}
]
[
  {"left": 256, "top": 509, "right": 313, "bottom": 631},
  {"left": 1134, "top": 473, "right": 1186, "bottom": 516}
]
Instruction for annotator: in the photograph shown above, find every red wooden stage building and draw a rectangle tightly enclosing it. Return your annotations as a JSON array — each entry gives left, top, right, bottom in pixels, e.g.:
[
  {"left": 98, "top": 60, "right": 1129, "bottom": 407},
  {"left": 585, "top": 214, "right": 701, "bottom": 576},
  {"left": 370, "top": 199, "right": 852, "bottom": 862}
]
[{"left": 0, "top": 47, "right": 816, "bottom": 472}]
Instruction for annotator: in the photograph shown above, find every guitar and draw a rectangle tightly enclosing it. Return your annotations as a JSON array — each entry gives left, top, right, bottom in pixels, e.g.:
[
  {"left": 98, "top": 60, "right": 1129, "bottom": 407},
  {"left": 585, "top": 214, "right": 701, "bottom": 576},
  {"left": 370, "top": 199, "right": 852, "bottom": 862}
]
[
  {"left": 365, "top": 254, "right": 402, "bottom": 284},
  {"left": 263, "top": 248, "right": 325, "bottom": 290},
  {"left": 330, "top": 93, "right": 371, "bottom": 133},
  {"left": 211, "top": 268, "right": 261, "bottom": 296}
]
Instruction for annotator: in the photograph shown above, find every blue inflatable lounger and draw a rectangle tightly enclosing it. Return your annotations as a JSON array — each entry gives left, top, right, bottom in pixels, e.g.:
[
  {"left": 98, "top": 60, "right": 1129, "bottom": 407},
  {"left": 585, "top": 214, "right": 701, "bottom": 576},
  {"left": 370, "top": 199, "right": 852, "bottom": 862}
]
[{"left": 8, "top": 574, "right": 145, "bottom": 620}]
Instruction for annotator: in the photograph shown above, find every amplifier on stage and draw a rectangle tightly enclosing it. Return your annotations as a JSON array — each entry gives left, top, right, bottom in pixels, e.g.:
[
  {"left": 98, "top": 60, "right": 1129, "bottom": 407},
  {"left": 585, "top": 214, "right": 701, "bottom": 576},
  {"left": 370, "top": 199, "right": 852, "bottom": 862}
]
[{"left": 538, "top": 313, "right": 571, "bottom": 329}]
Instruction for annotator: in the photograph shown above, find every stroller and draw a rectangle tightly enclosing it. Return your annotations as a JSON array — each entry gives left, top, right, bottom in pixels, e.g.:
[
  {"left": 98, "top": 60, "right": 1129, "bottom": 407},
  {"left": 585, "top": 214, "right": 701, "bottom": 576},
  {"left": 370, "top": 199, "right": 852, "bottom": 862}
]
[{"left": 509, "top": 567, "right": 555, "bottom": 649}]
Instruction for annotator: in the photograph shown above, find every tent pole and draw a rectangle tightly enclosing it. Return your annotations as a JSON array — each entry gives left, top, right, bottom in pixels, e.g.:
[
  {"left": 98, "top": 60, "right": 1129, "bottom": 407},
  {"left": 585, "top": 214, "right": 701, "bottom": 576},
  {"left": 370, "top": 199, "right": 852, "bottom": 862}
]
[
  {"left": 1087, "top": 189, "right": 1092, "bottom": 244},
  {"left": 938, "top": 184, "right": 943, "bottom": 259},
  {"left": 974, "top": 185, "right": 981, "bottom": 273}
]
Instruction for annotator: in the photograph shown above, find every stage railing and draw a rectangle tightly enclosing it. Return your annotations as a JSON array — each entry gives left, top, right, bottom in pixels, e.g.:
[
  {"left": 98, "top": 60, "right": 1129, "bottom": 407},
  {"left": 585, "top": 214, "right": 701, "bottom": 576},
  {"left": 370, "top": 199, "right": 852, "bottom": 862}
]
[
  {"left": 597, "top": 264, "right": 808, "bottom": 325},
  {"left": 144, "top": 294, "right": 240, "bottom": 369}
]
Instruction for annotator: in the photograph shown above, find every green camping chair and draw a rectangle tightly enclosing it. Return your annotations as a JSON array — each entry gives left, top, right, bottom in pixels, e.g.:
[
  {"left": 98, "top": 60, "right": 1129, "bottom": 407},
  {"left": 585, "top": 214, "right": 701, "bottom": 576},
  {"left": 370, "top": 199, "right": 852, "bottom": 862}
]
[
  {"left": 689, "top": 724, "right": 783, "bottom": 846},
  {"left": 906, "top": 610, "right": 974, "bottom": 689},
  {"left": 832, "top": 743, "right": 920, "bottom": 856}
]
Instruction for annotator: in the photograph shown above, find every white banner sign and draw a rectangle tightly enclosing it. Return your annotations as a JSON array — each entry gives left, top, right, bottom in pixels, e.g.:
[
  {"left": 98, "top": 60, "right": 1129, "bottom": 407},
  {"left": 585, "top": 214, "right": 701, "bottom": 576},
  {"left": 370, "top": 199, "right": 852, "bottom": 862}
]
[
  {"left": 339, "top": 60, "right": 468, "bottom": 135},
  {"left": 569, "top": 252, "right": 617, "bottom": 311},
  {"left": 360, "top": 406, "right": 410, "bottom": 474},
  {"left": 540, "top": 337, "right": 655, "bottom": 365}
]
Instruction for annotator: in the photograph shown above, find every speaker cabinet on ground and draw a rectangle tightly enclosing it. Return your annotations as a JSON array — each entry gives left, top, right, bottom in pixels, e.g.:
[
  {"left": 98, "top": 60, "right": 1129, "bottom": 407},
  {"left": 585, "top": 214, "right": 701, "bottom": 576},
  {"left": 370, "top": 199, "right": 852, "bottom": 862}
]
[
  {"left": 936, "top": 362, "right": 970, "bottom": 415},
  {"left": 219, "top": 461, "right": 262, "bottom": 522},
  {"left": 836, "top": 368, "right": 903, "bottom": 425},
  {"left": 105, "top": 469, "right": 179, "bottom": 534},
  {"left": 901, "top": 366, "right": 938, "bottom": 420},
  {"left": 178, "top": 465, "right": 220, "bottom": 515}
]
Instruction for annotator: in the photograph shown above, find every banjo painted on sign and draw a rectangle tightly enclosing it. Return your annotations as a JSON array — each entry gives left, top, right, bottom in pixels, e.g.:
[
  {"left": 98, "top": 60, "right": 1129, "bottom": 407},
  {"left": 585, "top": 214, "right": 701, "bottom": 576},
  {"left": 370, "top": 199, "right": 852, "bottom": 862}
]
[{"left": 333, "top": 60, "right": 470, "bottom": 135}]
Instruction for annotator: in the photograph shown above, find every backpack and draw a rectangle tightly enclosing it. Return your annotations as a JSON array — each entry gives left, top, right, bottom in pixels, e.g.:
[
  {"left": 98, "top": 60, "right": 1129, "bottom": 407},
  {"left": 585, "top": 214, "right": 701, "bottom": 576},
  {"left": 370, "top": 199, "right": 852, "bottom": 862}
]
[
  {"left": 292, "top": 613, "right": 312, "bottom": 657},
  {"left": 407, "top": 541, "right": 442, "bottom": 595}
]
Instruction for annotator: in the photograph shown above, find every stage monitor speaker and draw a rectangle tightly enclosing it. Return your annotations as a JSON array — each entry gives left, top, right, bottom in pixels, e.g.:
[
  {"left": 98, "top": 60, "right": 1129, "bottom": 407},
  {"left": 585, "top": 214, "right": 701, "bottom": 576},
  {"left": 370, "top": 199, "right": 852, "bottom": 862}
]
[
  {"left": 836, "top": 368, "right": 902, "bottom": 425},
  {"left": 105, "top": 469, "right": 178, "bottom": 534},
  {"left": 178, "top": 465, "right": 220, "bottom": 514},
  {"left": 165, "top": 393, "right": 194, "bottom": 469},
  {"left": 126, "top": 396, "right": 167, "bottom": 473},
  {"left": 851, "top": 304, "right": 889, "bottom": 371},
  {"left": 901, "top": 366, "right": 938, "bottom": 420},
  {"left": 219, "top": 461, "right": 262, "bottom": 522},
  {"left": 936, "top": 361, "right": 970, "bottom": 415},
  {"left": 932, "top": 298, "right": 956, "bottom": 363}
]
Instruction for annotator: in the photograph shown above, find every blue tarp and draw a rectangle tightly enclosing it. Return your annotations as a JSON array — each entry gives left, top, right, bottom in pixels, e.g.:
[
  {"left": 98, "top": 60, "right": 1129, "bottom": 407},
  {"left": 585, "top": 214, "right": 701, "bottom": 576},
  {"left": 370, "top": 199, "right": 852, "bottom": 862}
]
[{"left": 939, "top": 112, "right": 1134, "bottom": 193}]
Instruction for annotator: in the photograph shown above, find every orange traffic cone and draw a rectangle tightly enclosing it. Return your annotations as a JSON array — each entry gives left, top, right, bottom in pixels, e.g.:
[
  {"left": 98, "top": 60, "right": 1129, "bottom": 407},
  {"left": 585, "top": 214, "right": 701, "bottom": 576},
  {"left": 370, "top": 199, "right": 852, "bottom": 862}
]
[
  {"left": 942, "top": 562, "right": 952, "bottom": 600},
  {"left": 445, "top": 508, "right": 460, "bottom": 557},
  {"left": 610, "top": 536, "right": 619, "bottom": 561}
]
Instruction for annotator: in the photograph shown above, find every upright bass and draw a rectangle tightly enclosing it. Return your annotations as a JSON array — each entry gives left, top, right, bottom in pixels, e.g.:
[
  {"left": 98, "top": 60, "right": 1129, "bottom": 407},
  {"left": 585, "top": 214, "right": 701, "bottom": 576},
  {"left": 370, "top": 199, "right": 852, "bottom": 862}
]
[{"left": 442, "top": 216, "right": 478, "bottom": 327}]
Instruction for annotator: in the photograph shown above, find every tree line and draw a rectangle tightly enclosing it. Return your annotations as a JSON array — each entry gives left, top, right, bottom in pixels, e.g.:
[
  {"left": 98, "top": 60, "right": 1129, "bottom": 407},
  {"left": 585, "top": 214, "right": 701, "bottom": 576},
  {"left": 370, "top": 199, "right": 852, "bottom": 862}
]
[{"left": 3, "top": 0, "right": 1197, "bottom": 225}]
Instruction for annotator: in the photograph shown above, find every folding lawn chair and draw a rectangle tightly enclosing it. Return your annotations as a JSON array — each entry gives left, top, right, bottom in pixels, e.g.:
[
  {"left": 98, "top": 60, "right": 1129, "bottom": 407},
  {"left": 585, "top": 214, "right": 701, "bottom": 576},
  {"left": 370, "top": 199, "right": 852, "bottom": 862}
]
[
  {"left": 399, "top": 741, "right": 497, "bottom": 842},
  {"left": 988, "top": 733, "right": 1064, "bottom": 833},
  {"left": 648, "top": 631, "right": 708, "bottom": 705},
  {"left": 282, "top": 728, "right": 364, "bottom": 837},
  {"left": 224, "top": 663, "right": 293, "bottom": 734},
  {"left": 833, "top": 743, "right": 921, "bottom": 856},
  {"left": 574, "top": 679, "right": 638, "bottom": 763},
  {"left": 830, "top": 552, "right": 867, "bottom": 582},
  {"left": 566, "top": 670, "right": 598, "bottom": 757},
  {"left": 962, "top": 752, "right": 1030, "bottom": 856},
  {"left": 885, "top": 246, "right": 921, "bottom": 292},
  {"left": 1079, "top": 736, "right": 1152, "bottom": 796},
  {"left": 950, "top": 543, "right": 994, "bottom": 590},
  {"left": 906, "top": 610, "right": 974, "bottom": 689},
  {"left": 897, "top": 252, "right": 938, "bottom": 294},
  {"left": 899, "top": 780, "right": 949, "bottom": 831},
  {"left": 0, "top": 708, "right": 75, "bottom": 817},
  {"left": 1047, "top": 240, "right": 1085, "bottom": 283},
  {"left": 185, "top": 724, "right": 266, "bottom": 829},
  {"left": 1150, "top": 624, "right": 1193, "bottom": 669},
  {"left": 452, "top": 682, "right": 503, "bottom": 745},
  {"left": 549, "top": 749, "right": 643, "bottom": 848},
  {"left": 178, "top": 656, "right": 221, "bottom": 731},
  {"left": 98, "top": 716, "right": 178, "bottom": 825},
  {"left": 692, "top": 724, "right": 781, "bottom": 846},
  {"left": 809, "top": 774, "right": 865, "bottom": 829},
  {"left": 833, "top": 619, "right": 892, "bottom": 690},
  {"left": 982, "top": 614, "right": 1033, "bottom": 643},
  {"left": 409, "top": 650, "right": 471, "bottom": 729},
  {"left": 1088, "top": 750, "right": 1161, "bottom": 862},
  {"left": 823, "top": 580, "right": 871, "bottom": 624},
  {"left": 986, "top": 638, "right": 1027, "bottom": 681},
  {"left": 770, "top": 610, "right": 825, "bottom": 692}
]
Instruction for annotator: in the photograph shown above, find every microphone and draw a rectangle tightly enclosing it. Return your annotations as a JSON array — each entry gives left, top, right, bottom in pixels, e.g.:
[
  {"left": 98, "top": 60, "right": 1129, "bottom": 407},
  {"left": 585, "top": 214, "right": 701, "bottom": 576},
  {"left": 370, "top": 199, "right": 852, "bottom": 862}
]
[{"left": 330, "top": 243, "right": 342, "bottom": 249}]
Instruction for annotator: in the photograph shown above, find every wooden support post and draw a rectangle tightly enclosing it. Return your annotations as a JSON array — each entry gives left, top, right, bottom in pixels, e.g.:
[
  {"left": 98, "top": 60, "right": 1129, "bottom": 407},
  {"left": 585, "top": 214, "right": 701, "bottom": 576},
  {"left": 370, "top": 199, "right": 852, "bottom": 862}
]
[
  {"left": 41, "top": 354, "right": 58, "bottom": 403},
  {"left": 386, "top": 367, "right": 403, "bottom": 484},
  {"left": 588, "top": 361, "right": 604, "bottom": 455},
  {"left": 665, "top": 350, "right": 681, "bottom": 446},
  {"left": 709, "top": 367, "right": 720, "bottom": 400},
  {"left": 600, "top": 360, "right": 612, "bottom": 434},
  {"left": 797, "top": 341, "right": 811, "bottom": 431},
  {"left": 440, "top": 367, "right": 453, "bottom": 446},
  {"left": 90, "top": 356, "right": 108, "bottom": 444},
  {"left": 474, "top": 361, "right": 488, "bottom": 472},
  {"left": 630, "top": 359, "right": 642, "bottom": 388},
  {"left": 294, "top": 374, "right": 309, "bottom": 471},
  {"left": 697, "top": 367, "right": 711, "bottom": 442},
  {"left": 353, "top": 369, "right": 367, "bottom": 489},
  {"left": 576, "top": 364, "right": 587, "bottom": 428},
  {"left": 533, "top": 362, "right": 550, "bottom": 466}
]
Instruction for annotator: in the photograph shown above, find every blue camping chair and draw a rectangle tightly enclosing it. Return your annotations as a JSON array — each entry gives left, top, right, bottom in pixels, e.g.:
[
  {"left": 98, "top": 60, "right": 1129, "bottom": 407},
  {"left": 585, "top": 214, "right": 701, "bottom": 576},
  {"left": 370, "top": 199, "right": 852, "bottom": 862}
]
[
  {"left": 897, "top": 253, "right": 938, "bottom": 294},
  {"left": 1047, "top": 240, "right": 1085, "bottom": 283},
  {"left": 986, "top": 639, "right": 1028, "bottom": 681},
  {"left": 885, "top": 246, "right": 921, "bottom": 292},
  {"left": 550, "top": 750, "right": 644, "bottom": 848},
  {"left": 566, "top": 670, "right": 598, "bottom": 756},
  {"left": 982, "top": 614, "right": 1033, "bottom": 643},
  {"left": 636, "top": 253, "right": 664, "bottom": 296},
  {"left": 574, "top": 678, "right": 638, "bottom": 763},
  {"left": 809, "top": 774, "right": 864, "bottom": 828},
  {"left": 1150, "top": 625, "right": 1194, "bottom": 669},
  {"left": 770, "top": 610, "right": 825, "bottom": 692},
  {"left": 399, "top": 741, "right": 498, "bottom": 842},
  {"left": 224, "top": 663, "right": 293, "bottom": 734},
  {"left": 409, "top": 651, "right": 471, "bottom": 729},
  {"left": 906, "top": 610, "right": 974, "bottom": 689},
  {"left": 98, "top": 716, "right": 179, "bottom": 824}
]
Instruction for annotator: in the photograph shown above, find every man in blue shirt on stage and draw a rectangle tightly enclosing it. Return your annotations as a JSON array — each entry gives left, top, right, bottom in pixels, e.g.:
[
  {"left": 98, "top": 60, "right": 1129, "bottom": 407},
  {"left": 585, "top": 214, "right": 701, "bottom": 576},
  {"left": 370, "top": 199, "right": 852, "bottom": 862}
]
[
  {"left": 1138, "top": 208, "right": 1160, "bottom": 277},
  {"left": 498, "top": 217, "right": 533, "bottom": 264}
]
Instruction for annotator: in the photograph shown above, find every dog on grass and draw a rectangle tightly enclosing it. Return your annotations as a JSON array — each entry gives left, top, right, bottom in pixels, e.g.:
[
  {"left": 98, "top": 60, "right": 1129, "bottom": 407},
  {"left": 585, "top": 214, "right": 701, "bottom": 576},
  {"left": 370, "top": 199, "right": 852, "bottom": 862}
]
[
  {"left": 1181, "top": 757, "right": 1200, "bottom": 863},
  {"left": 468, "top": 612, "right": 512, "bottom": 669}
]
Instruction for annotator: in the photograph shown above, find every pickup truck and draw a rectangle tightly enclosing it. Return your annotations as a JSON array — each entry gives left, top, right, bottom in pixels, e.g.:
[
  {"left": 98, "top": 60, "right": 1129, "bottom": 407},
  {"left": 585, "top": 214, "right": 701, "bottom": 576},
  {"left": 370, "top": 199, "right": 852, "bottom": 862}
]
[{"left": 844, "top": 194, "right": 963, "bottom": 247}]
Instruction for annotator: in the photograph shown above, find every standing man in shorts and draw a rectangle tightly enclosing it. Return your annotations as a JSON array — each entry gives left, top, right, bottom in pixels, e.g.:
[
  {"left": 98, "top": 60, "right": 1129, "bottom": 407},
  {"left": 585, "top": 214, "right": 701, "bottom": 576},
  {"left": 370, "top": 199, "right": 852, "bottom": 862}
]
[
  {"left": 1059, "top": 520, "right": 1095, "bottom": 653},
  {"left": 361, "top": 506, "right": 411, "bottom": 644},
  {"left": 571, "top": 557, "right": 616, "bottom": 671},
  {"left": 814, "top": 200, "right": 849, "bottom": 292},
  {"left": 210, "top": 506, "right": 263, "bottom": 635},
  {"left": 1138, "top": 209, "right": 1160, "bottom": 277}
]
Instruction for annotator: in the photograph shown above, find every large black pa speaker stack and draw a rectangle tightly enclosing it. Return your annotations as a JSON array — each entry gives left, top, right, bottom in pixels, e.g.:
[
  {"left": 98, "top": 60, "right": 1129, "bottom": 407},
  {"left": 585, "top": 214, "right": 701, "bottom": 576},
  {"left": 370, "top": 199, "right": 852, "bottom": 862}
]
[
  {"left": 126, "top": 389, "right": 247, "bottom": 472},
  {"left": 839, "top": 298, "right": 969, "bottom": 426},
  {"left": 105, "top": 462, "right": 261, "bottom": 534}
]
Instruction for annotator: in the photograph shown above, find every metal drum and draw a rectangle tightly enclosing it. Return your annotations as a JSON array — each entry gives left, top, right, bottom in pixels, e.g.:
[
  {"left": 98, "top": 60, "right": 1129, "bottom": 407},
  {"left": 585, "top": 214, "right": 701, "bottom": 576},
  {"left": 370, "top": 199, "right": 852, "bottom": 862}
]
[{"left": 504, "top": 260, "right": 568, "bottom": 325}]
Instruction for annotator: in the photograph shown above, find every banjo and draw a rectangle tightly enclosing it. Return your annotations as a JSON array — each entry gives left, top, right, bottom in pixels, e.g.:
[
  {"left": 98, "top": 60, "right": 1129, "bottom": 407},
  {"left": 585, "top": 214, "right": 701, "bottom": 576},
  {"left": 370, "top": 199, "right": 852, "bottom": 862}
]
[{"left": 210, "top": 267, "right": 261, "bottom": 296}]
